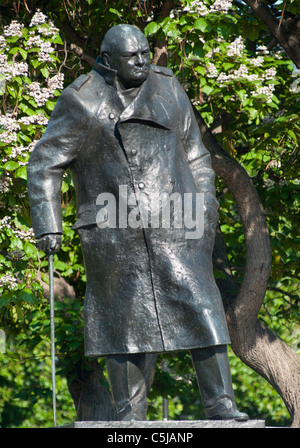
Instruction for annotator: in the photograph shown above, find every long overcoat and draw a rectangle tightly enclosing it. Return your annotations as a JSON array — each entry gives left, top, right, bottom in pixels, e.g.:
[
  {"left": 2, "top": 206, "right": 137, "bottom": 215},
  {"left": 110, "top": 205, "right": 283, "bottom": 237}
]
[{"left": 27, "top": 59, "right": 230, "bottom": 356}]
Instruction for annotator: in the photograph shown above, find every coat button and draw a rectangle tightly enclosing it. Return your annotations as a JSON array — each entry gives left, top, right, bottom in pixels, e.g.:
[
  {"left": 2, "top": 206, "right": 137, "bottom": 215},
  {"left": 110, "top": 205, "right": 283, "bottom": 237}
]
[
  {"left": 109, "top": 113, "right": 115, "bottom": 120},
  {"left": 138, "top": 182, "right": 145, "bottom": 189},
  {"left": 131, "top": 149, "right": 137, "bottom": 155}
]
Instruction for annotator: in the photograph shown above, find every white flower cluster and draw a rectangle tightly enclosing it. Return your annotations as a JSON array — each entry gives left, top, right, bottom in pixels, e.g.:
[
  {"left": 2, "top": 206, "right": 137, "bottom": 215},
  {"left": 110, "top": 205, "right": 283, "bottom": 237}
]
[
  {"left": 0, "top": 177, "right": 11, "bottom": 194},
  {"left": 4, "top": 20, "right": 24, "bottom": 37},
  {"left": 251, "top": 84, "right": 275, "bottom": 103},
  {"left": 206, "top": 62, "right": 218, "bottom": 78},
  {"left": 183, "top": 1, "right": 209, "bottom": 15},
  {"left": 227, "top": 36, "right": 245, "bottom": 57},
  {"left": 256, "top": 45, "right": 269, "bottom": 55},
  {"left": 264, "top": 67, "right": 277, "bottom": 80},
  {"left": 2, "top": 139, "right": 39, "bottom": 166},
  {"left": 210, "top": 0, "right": 233, "bottom": 13},
  {"left": 0, "top": 53, "right": 29, "bottom": 80},
  {"left": 207, "top": 63, "right": 259, "bottom": 84},
  {"left": 19, "top": 115, "right": 49, "bottom": 126},
  {"left": 26, "top": 29, "right": 57, "bottom": 63},
  {"left": 38, "top": 41, "right": 55, "bottom": 62},
  {"left": 26, "top": 73, "right": 64, "bottom": 106},
  {"left": 0, "top": 113, "right": 47, "bottom": 147},
  {"left": 250, "top": 56, "right": 264, "bottom": 67},
  {"left": 38, "top": 21, "right": 59, "bottom": 37},
  {"left": 0, "top": 114, "right": 20, "bottom": 144},
  {"left": 29, "top": 10, "right": 47, "bottom": 27},
  {"left": 0, "top": 273, "right": 18, "bottom": 291},
  {"left": 0, "top": 36, "right": 8, "bottom": 51},
  {"left": 0, "top": 216, "right": 35, "bottom": 243},
  {"left": 206, "top": 59, "right": 277, "bottom": 103},
  {"left": 26, "top": 34, "right": 44, "bottom": 48},
  {"left": 29, "top": 10, "right": 59, "bottom": 37},
  {"left": 183, "top": 0, "right": 232, "bottom": 14}
]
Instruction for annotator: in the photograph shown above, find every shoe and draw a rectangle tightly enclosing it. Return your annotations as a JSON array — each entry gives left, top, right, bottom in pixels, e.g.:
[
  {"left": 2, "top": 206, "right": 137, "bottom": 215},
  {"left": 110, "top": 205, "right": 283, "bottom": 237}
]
[
  {"left": 205, "top": 396, "right": 249, "bottom": 421},
  {"left": 209, "top": 409, "right": 249, "bottom": 421}
]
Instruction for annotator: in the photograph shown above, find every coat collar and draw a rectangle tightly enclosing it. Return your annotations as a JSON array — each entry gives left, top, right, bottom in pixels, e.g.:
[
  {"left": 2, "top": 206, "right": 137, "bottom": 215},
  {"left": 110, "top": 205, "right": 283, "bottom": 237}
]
[{"left": 93, "top": 57, "right": 172, "bottom": 130}]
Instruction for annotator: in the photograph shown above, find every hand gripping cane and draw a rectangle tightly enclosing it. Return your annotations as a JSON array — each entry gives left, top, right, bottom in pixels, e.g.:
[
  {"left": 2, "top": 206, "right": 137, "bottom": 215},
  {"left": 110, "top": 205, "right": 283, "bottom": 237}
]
[{"left": 48, "top": 250, "right": 57, "bottom": 427}]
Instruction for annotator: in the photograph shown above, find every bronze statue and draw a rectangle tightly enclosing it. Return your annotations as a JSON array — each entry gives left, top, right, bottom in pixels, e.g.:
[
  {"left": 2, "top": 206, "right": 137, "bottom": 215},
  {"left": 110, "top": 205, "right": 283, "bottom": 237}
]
[{"left": 27, "top": 24, "right": 248, "bottom": 422}]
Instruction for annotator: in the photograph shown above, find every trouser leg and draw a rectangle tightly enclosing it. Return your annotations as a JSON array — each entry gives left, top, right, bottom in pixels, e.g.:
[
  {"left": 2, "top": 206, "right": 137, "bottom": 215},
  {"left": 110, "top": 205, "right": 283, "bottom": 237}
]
[
  {"left": 106, "top": 353, "right": 148, "bottom": 421},
  {"left": 190, "top": 345, "right": 248, "bottom": 420}
]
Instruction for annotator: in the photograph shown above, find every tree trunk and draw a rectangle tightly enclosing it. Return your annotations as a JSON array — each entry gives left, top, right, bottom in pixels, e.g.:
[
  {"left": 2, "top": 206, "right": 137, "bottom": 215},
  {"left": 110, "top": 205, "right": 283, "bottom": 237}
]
[
  {"left": 244, "top": 0, "right": 300, "bottom": 68},
  {"left": 67, "top": 358, "right": 117, "bottom": 421},
  {"left": 195, "top": 109, "right": 300, "bottom": 427},
  {"left": 67, "top": 358, "right": 116, "bottom": 421}
]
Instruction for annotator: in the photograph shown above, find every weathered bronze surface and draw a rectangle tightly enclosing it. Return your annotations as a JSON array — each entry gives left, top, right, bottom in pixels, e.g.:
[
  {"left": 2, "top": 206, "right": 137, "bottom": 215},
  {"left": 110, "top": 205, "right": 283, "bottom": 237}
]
[{"left": 27, "top": 24, "right": 248, "bottom": 421}]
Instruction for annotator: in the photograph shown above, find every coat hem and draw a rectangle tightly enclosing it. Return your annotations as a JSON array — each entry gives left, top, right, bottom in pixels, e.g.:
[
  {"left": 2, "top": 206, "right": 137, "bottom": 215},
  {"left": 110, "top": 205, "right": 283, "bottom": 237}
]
[{"left": 84, "top": 340, "right": 231, "bottom": 357}]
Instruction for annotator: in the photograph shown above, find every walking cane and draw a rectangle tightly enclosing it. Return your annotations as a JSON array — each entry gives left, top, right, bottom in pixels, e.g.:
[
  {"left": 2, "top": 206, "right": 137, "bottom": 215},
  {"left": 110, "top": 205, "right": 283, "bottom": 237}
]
[{"left": 48, "top": 250, "right": 57, "bottom": 427}]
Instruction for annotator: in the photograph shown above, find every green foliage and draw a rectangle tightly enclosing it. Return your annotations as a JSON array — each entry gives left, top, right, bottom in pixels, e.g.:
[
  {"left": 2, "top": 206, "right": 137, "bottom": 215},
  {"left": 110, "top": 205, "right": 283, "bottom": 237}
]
[{"left": 0, "top": 1, "right": 299, "bottom": 428}]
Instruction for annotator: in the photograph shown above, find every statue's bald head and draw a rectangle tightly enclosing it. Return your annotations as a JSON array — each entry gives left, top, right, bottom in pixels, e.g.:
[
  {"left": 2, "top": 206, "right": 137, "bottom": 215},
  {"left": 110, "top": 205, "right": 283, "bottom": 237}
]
[
  {"left": 100, "top": 24, "right": 151, "bottom": 89},
  {"left": 100, "top": 24, "right": 148, "bottom": 56}
]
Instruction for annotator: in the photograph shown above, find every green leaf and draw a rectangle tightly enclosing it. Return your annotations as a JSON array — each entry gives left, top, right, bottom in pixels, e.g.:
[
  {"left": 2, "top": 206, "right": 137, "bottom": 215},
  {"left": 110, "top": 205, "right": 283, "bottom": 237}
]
[
  {"left": 17, "top": 288, "right": 36, "bottom": 304},
  {"left": 0, "top": 293, "right": 13, "bottom": 307},
  {"left": 14, "top": 166, "right": 27, "bottom": 179},
  {"left": 41, "top": 67, "right": 50, "bottom": 78},
  {"left": 144, "top": 22, "right": 159, "bottom": 36},
  {"left": 202, "top": 85, "right": 213, "bottom": 95},
  {"left": 23, "top": 241, "right": 38, "bottom": 259},
  {"left": 193, "top": 43, "right": 205, "bottom": 59},
  {"left": 4, "top": 161, "right": 19, "bottom": 171},
  {"left": 194, "top": 18, "right": 211, "bottom": 33}
]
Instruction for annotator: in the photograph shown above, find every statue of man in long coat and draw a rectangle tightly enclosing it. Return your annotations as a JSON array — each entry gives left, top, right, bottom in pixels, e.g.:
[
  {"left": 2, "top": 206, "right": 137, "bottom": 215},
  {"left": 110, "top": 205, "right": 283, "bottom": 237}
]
[{"left": 27, "top": 24, "right": 248, "bottom": 422}]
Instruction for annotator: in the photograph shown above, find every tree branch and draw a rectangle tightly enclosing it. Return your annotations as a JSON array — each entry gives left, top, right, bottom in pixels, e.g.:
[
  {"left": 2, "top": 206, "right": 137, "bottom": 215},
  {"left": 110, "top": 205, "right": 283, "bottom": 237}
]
[
  {"left": 195, "top": 107, "right": 300, "bottom": 427},
  {"left": 244, "top": 0, "right": 300, "bottom": 67},
  {"left": 152, "top": 0, "right": 175, "bottom": 66}
]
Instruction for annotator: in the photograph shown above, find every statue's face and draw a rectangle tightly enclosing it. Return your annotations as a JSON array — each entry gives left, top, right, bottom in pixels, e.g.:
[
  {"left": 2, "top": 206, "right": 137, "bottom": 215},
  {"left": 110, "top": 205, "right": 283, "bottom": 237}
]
[{"left": 107, "top": 33, "right": 151, "bottom": 89}]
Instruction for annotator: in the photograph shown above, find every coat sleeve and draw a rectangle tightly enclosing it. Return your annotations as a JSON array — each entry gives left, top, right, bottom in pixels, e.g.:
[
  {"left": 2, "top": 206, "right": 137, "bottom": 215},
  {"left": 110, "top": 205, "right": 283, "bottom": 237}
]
[
  {"left": 173, "top": 76, "right": 219, "bottom": 236},
  {"left": 27, "top": 86, "right": 88, "bottom": 238}
]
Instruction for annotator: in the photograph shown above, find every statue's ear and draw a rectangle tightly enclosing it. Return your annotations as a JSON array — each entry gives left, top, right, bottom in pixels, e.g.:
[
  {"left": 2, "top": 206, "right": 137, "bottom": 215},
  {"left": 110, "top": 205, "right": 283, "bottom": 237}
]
[{"left": 101, "top": 52, "right": 110, "bottom": 67}]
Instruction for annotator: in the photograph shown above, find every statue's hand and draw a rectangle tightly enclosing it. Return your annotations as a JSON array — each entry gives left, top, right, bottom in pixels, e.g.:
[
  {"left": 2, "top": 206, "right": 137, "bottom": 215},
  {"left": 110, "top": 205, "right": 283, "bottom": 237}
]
[{"left": 37, "top": 233, "right": 62, "bottom": 254}]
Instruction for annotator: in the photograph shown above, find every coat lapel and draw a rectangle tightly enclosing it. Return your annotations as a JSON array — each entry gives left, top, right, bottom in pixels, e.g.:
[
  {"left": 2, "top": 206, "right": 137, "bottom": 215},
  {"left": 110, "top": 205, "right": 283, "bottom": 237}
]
[
  {"left": 93, "top": 59, "right": 173, "bottom": 130},
  {"left": 119, "top": 66, "right": 173, "bottom": 130}
]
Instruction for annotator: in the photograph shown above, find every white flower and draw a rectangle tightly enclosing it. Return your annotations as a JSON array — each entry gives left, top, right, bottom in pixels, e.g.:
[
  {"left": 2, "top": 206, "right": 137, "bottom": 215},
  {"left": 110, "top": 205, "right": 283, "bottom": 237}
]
[
  {"left": 26, "top": 34, "right": 44, "bottom": 49},
  {"left": 26, "top": 74, "right": 64, "bottom": 106},
  {"left": 234, "top": 64, "right": 248, "bottom": 78},
  {"left": 0, "top": 55, "right": 29, "bottom": 80},
  {"left": 0, "top": 216, "right": 35, "bottom": 244},
  {"left": 210, "top": 0, "right": 232, "bottom": 13},
  {"left": 38, "top": 41, "right": 55, "bottom": 62},
  {"left": 257, "top": 45, "right": 269, "bottom": 55},
  {"left": 264, "top": 67, "right": 277, "bottom": 80},
  {"left": 0, "top": 36, "right": 8, "bottom": 50},
  {"left": 0, "top": 273, "right": 18, "bottom": 291},
  {"left": 227, "top": 36, "right": 245, "bottom": 57},
  {"left": 18, "top": 115, "right": 49, "bottom": 126},
  {"left": 250, "top": 56, "right": 264, "bottom": 67},
  {"left": 252, "top": 84, "right": 275, "bottom": 103},
  {"left": 26, "top": 82, "right": 52, "bottom": 107},
  {"left": 216, "top": 72, "right": 230, "bottom": 85},
  {"left": 38, "top": 21, "right": 59, "bottom": 37},
  {"left": 48, "top": 73, "right": 64, "bottom": 91},
  {"left": 0, "top": 114, "right": 20, "bottom": 144},
  {"left": 206, "top": 62, "right": 218, "bottom": 78},
  {"left": 0, "top": 177, "right": 11, "bottom": 193},
  {"left": 183, "top": 1, "right": 209, "bottom": 15},
  {"left": 4, "top": 21, "right": 24, "bottom": 37},
  {"left": 29, "top": 10, "right": 48, "bottom": 27}
]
